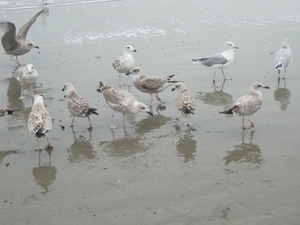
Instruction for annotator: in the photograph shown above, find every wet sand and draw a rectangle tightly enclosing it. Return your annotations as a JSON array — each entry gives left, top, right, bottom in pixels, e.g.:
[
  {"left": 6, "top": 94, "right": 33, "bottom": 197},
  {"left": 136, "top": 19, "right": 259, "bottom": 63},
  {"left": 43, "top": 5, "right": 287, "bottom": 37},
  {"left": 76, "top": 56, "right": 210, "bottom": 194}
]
[{"left": 0, "top": 0, "right": 300, "bottom": 224}]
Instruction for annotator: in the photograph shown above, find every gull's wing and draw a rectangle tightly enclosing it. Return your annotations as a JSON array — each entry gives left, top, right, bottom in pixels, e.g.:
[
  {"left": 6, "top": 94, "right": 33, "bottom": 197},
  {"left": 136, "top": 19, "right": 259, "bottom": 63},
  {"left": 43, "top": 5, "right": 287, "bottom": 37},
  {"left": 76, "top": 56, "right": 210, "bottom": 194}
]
[
  {"left": 0, "top": 22, "right": 18, "bottom": 52},
  {"left": 16, "top": 9, "right": 44, "bottom": 41}
]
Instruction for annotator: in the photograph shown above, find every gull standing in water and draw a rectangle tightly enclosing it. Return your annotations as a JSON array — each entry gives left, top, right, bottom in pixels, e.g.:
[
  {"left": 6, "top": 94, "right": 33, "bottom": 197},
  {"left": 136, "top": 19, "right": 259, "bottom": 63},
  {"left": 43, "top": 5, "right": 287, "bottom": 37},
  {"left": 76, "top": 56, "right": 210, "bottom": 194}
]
[
  {"left": 28, "top": 94, "right": 53, "bottom": 150},
  {"left": 0, "top": 10, "right": 44, "bottom": 66},
  {"left": 13, "top": 64, "right": 38, "bottom": 99},
  {"left": 275, "top": 39, "right": 293, "bottom": 82},
  {"left": 96, "top": 81, "right": 153, "bottom": 129},
  {"left": 62, "top": 83, "right": 98, "bottom": 130},
  {"left": 192, "top": 41, "right": 238, "bottom": 82},
  {"left": 220, "top": 82, "right": 269, "bottom": 129},
  {"left": 126, "top": 66, "right": 179, "bottom": 107},
  {"left": 112, "top": 45, "right": 137, "bottom": 86},
  {"left": 171, "top": 82, "right": 196, "bottom": 127}
]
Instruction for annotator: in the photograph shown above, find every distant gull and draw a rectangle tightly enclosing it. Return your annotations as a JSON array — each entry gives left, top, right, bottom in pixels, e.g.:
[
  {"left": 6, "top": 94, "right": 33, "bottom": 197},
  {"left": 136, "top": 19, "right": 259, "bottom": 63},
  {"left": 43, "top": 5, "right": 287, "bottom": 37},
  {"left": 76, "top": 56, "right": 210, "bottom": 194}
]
[
  {"left": 171, "top": 82, "right": 196, "bottom": 127},
  {"left": 112, "top": 45, "right": 137, "bottom": 86},
  {"left": 275, "top": 39, "right": 293, "bottom": 81},
  {"left": 62, "top": 83, "right": 98, "bottom": 130},
  {"left": 28, "top": 94, "right": 53, "bottom": 150},
  {"left": 0, "top": 10, "right": 44, "bottom": 66},
  {"left": 126, "top": 66, "right": 179, "bottom": 107},
  {"left": 13, "top": 64, "right": 38, "bottom": 99},
  {"left": 220, "top": 82, "right": 269, "bottom": 129},
  {"left": 96, "top": 81, "right": 153, "bottom": 129},
  {"left": 0, "top": 108, "right": 17, "bottom": 116},
  {"left": 192, "top": 41, "right": 238, "bottom": 82}
]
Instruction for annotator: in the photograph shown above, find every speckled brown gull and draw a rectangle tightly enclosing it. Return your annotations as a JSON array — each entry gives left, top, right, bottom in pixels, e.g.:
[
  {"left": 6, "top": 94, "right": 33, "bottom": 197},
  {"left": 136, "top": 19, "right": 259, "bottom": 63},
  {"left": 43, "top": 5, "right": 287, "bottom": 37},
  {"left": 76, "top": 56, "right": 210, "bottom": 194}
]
[
  {"left": 126, "top": 66, "right": 179, "bottom": 107},
  {"left": 0, "top": 9, "right": 44, "bottom": 66},
  {"left": 96, "top": 81, "right": 153, "bottom": 129},
  {"left": 112, "top": 45, "right": 136, "bottom": 86},
  {"left": 28, "top": 94, "right": 52, "bottom": 150},
  {"left": 171, "top": 82, "right": 196, "bottom": 127},
  {"left": 275, "top": 39, "right": 293, "bottom": 81},
  {"left": 62, "top": 83, "right": 98, "bottom": 130},
  {"left": 0, "top": 108, "right": 17, "bottom": 116},
  {"left": 220, "top": 82, "right": 269, "bottom": 129},
  {"left": 192, "top": 41, "right": 238, "bottom": 82},
  {"left": 13, "top": 64, "right": 38, "bottom": 99}
]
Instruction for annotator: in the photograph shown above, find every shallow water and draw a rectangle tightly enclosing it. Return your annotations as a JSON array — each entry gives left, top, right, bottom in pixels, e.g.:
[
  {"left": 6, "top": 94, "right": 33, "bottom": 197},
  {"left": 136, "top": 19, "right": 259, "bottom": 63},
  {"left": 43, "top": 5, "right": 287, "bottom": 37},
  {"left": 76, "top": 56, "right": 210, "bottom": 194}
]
[{"left": 0, "top": 0, "right": 300, "bottom": 224}]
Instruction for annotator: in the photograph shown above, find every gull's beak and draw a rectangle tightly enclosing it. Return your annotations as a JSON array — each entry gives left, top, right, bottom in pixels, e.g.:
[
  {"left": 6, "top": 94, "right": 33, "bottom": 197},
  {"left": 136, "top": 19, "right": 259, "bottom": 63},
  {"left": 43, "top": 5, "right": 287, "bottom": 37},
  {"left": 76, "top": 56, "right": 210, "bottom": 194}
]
[
  {"left": 133, "top": 49, "right": 137, "bottom": 52},
  {"left": 171, "top": 88, "right": 176, "bottom": 91},
  {"left": 234, "top": 46, "right": 239, "bottom": 49},
  {"left": 263, "top": 85, "right": 270, "bottom": 89},
  {"left": 62, "top": 87, "right": 65, "bottom": 91},
  {"left": 125, "top": 72, "right": 131, "bottom": 76},
  {"left": 34, "top": 45, "right": 39, "bottom": 49},
  {"left": 147, "top": 110, "right": 153, "bottom": 116}
]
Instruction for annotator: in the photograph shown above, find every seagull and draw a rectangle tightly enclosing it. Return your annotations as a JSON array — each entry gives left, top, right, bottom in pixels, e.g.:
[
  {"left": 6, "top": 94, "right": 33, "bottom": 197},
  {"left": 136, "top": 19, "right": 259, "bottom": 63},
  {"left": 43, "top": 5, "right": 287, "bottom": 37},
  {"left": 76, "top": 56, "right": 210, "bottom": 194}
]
[
  {"left": 28, "top": 94, "right": 53, "bottom": 150},
  {"left": 0, "top": 10, "right": 44, "bottom": 66},
  {"left": 126, "top": 66, "right": 179, "bottom": 107},
  {"left": 112, "top": 45, "right": 137, "bottom": 86},
  {"left": 275, "top": 39, "right": 293, "bottom": 81},
  {"left": 192, "top": 41, "right": 238, "bottom": 82},
  {"left": 13, "top": 64, "right": 38, "bottom": 99},
  {"left": 96, "top": 81, "right": 153, "bottom": 129},
  {"left": 62, "top": 83, "right": 98, "bottom": 130},
  {"left": 219, "top": 82, "right": 269, "bottom": 129},
  {"left": 171, "top": 82, "right": 196, "bottom": 127},
  {"left": 0, "top": 108, "right": 17, "bottom": 116}
]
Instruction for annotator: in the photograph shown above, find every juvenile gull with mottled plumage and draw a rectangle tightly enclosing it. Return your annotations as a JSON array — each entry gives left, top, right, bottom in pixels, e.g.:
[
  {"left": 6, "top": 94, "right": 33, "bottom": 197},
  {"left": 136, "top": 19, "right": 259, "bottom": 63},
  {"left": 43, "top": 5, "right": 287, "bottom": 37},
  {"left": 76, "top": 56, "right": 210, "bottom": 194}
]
[
  {"left": 192, "top": 41, "right": 238, "bottom": 82},
  {"left": 0, "top": 10, "right": 44, "bottom": 66},
  {"left": 171, "top": 82, "right": 196, "bottom": 127},
  {"left": 96, "top": 81, "right": 153, "bottom": 129},
  {"left": 220, "top": 82, "right": 269, "bottom": 129},
  {"left": 28, "top": 94, "right": 52, "bottom": 150},
  {"left": 275, "top": 39, "right": 293, "bottom": 81},
  {"left": 126, "top": 66, "right": 179, "bottom": 107},
  {"left": 112, "top": 45, "right": 137, "bottom": 86},
  {"left": 62, "top": 83, "right": 98, "bottom": 130},
  {"left": 13, "top": 64, "right": 38, "bottom": 99}
]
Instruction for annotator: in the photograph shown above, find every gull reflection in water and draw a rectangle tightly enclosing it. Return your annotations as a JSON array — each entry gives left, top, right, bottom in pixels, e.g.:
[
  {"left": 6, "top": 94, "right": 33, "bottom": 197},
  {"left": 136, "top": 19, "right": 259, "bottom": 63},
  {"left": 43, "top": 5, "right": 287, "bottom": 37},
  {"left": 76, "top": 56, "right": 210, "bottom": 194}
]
[
  {"left": 100, "top": 128, "right": 152, "bottom": 158},
  {"left": 174, "top": 124, "right": 197, "bottom": 162},
  {"left": 32, "top": 148, "right": 57, "bottom": 196},
  {"left": 223, "top": 131, "right": 264, "bottom": 166},
  {"left": 197, "top": 80, "right": 233, "bottom": 107},
  {"left": 67, "top": 128, "right": 96, "bottom": 163},
  {"left": 274, "top": 86, "right": 291, "bottom": 111}
]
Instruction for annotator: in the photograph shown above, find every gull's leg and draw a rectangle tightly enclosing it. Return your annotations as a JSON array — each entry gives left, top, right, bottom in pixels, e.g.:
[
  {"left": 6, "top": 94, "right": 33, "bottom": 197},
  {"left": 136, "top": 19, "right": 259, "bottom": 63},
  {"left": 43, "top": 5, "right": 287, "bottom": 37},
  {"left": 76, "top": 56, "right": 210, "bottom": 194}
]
[
  {"left": 35, "top": 138, "right": 43, "bottom": 150},
  {"left": 155, "top": 93, "right": 162, "bottom": 102},
  {"left": 68, "top": 116, "right": 75, "bottom": 127},
  {"left": 185, "top": 115, "right": 192, "bottom": 127},
  {"left": 149, "top": 94, "right": 154, "bottom": 107},
  {"left": 110, "top": 111, "right": 118, "bottom": 129},
  {"left": 87, "top": 116, "right": 93, "bottom": 130},
  {"left": 45, "top": 136, "right": 53, "bottom": 149},
  {"left": 222, "top": 69, "right": 232, "bottom": 80},
  {"left": 10, "top": 56, "right": 22, "bottom": 66},
  {"left": 282, "top": 68, "right": 288, "bottom": 79},
  {"left": 122, "top": 113, "right": 131, "bottom": 127},
  {"left": 248, "top": 116, "right": 254, "bottom": 128},
  {"left": 213, "top": 70, "right": 219, "bottom": 82},
  {"left": 242, "top": 116, "right": 248, "bottom": 130},
  {"left": 127, "top": 75, "right": 132, "bottom": 87}
]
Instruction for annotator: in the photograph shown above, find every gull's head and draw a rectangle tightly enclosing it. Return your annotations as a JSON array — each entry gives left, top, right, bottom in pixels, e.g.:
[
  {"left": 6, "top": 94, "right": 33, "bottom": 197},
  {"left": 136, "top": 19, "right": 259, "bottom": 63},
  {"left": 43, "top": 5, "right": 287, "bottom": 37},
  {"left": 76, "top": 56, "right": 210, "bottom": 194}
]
[
  {"left": 27, "top": 43, "right": 39, "bottom": 49},
  {"left": 124, "top": 45, "right": 137, "bottom": 53},
  {"left": 26, "top": 64, "right": 35, "bottom": 73},
  {"left": 33, "top": 94, "right": 44, "bottom": 104},
  {"left": 281, "top": 39, "right": 290, "bottom": 49},
  {"left": 224, "top": 41, "right": 238, "bottom": 50},
  {"left": 62, "top": 82, "right": 76, "bottom": 94},
  {"left": 251, "top": 82, "right": 269, "bottom": 91},
  {"left": 133, "top": 102, "right": 153, "bottom": 116},
  {"left": 171, "top": 82, "right": 186, "bottom": 92},
  {"left": 126, "top": 66, "right": 141, "bottom": 76}
]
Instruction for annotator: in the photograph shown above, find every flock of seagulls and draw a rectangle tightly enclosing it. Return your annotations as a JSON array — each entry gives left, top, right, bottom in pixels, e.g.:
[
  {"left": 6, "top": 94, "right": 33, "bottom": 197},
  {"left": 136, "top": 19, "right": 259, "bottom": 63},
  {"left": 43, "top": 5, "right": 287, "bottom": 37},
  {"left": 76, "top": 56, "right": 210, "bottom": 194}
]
[{"left": 0, "top": 10, "right": 294, "bottom": 150}]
